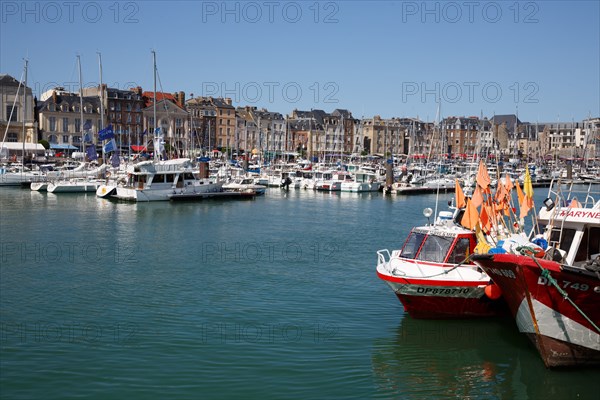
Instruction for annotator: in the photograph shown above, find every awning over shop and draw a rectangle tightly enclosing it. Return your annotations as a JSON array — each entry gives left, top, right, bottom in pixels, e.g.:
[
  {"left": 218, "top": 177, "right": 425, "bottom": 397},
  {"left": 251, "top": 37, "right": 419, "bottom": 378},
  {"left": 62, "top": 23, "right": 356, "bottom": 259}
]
[
  {"left": 0, "top": 142, "right": 46, "bottom": 153},
  {"left": 131, "top": 145, "right": 147, "bottom": 152}
]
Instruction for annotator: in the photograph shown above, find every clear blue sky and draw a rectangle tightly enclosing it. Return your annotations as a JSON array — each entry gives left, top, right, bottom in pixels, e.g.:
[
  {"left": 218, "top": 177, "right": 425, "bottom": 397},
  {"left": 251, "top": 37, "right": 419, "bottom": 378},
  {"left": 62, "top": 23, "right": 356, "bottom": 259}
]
[{"left": 2, "top": 1, "right": 599, "bottom": 122}]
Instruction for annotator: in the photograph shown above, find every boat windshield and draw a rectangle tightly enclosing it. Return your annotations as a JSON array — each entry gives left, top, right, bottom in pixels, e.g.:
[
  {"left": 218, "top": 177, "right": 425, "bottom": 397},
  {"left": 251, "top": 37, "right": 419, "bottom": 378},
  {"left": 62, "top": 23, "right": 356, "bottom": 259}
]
[
  {"left": 399, "top": 231, "right": 426, "bottom": 259},
  {"left": 415, "top": 235, "right": 454, "bottom": 263}
]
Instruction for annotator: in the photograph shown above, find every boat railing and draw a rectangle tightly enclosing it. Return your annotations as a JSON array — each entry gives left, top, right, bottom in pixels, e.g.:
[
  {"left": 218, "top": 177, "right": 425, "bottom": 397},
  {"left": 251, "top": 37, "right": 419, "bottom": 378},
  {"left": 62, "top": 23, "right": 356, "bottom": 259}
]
[
  {"left": 546, "top": 178, "right": 600, "bottom": 209},
  {"left": 377, "top": 249, "right": 391, "bottom": 267}
]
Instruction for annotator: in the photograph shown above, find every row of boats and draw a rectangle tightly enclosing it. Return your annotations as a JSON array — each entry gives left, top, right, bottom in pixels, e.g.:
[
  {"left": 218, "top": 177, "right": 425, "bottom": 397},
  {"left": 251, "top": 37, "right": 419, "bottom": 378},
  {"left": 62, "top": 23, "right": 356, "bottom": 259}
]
[
  {"left": 3, "top": 156, "right": 599, "bottom": 198},
  {"left": 376, "top": 174, "right": 599, "bottom": 368}
]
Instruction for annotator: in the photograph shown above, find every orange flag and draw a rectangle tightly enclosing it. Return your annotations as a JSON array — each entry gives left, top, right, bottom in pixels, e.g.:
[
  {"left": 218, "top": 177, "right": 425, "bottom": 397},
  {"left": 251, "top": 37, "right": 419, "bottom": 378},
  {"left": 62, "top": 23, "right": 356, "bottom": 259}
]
[
  {"left": 520, "top": 195, "right": 533, "bottom": 218},
  {"left": 480, "top": 204, "right": 491, "bottom": 233},
  {"left": 569, "top": 197, "right": 581, "bottom": 208},
  {"left": 515, "top": 180, "right": 524, "bottom": 206},
  {"left": 455, "top": 179, "right": 466, "bottom": 208},
  {"left": 476, "top": 160, "right": 491, "bottom": 190},
  {"left": 461, "top": 198, "right": 480, "bottom": 230},
  {"left": 494, "top": 183, "right": 506, "bottom": 203},
  {"left": 504, "top": 173, "right": 514, "bottom": 192},
  {"left": 471, "top": 186, "right": 483, "bottom": 208}
]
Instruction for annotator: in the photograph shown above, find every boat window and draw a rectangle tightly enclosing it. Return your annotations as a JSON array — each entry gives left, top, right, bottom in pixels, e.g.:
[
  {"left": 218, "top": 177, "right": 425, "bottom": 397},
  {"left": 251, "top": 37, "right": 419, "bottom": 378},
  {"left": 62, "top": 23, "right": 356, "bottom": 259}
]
[
  {"left": 447, "top": 238, "right": 471, "bottom": 264},
  {"left": 154, "top": 174, "right": 165, "bottom": 183},
  {"left": 416, "top": 235, "right": 454, "bottom": 263},
  {"left": 574, "top": 226, "right": 600, "bottom": 263},
  {"left": 183, "top": 173, "right": 195, "bottom": 180},
  {"left": 165, "top": 173, "right": 175, "bottom": 183},
  {"left": 400, "top": 232, "right": 426, "bottom": 259},
  {"left": 548, "top": 227, "right": 576, "bottom": 253}
]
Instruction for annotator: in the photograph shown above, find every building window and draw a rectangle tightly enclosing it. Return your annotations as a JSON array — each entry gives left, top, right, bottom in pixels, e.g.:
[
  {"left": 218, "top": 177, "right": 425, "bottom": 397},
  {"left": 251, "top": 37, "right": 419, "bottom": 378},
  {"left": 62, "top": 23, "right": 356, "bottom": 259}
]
[
  {"left": 62, "top": 135, "right": 69, "bottom": 143},
  {"left": 6, "top": 105, "right": 18, "bottom": 122},
  {"left": 75, "top": 119, "right": 81, "bottom": 133},
  {"left": 7, "top": 133, "right": 18, "bottom": 142},
  {"left": 49, "top": 117, "right": 56, "bottom": 132},
  {"left": 63, "top": 118, "right": 69, "bottom": 132},
  {"left": 126, "top": 103, "right": 131, "bottom": 111}
]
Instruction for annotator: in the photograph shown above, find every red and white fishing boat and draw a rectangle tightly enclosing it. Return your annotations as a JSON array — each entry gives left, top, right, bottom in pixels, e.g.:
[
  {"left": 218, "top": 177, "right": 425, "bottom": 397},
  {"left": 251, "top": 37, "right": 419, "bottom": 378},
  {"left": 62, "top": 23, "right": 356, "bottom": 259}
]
[
  {"left": 376, "top": 208, "right": 507, "bottom": 319},
  {"left": 472, "top": 181, "right": 600, "bottom": 367}
]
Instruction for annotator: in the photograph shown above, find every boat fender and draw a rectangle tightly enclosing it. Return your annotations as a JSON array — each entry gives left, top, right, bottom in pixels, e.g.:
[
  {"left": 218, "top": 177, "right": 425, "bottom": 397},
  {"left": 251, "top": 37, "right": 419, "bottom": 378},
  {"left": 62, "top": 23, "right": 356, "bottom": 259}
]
[{"left": 484, "top": 283, "right": 502, "bottom": 300}]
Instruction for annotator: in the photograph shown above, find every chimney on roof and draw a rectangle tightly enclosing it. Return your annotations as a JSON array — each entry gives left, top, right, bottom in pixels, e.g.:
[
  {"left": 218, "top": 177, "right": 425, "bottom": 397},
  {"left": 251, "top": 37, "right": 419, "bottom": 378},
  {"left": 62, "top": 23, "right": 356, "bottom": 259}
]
[
  {"left": 52, "top": 91, "right": 57, "bottom": 103},
  {"left": 225, "top": 97, "right": 232, "bottom": 106},
  {"left": 179, "top": 91, "right": 185, "bottom": 106}
]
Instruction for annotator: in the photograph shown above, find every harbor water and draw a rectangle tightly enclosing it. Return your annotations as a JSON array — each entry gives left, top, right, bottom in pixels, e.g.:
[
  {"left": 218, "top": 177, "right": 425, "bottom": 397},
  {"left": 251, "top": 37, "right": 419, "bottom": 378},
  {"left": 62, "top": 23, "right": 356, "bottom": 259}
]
[{"left": 1, "top": 187, "right": 599, "bottom": 399}]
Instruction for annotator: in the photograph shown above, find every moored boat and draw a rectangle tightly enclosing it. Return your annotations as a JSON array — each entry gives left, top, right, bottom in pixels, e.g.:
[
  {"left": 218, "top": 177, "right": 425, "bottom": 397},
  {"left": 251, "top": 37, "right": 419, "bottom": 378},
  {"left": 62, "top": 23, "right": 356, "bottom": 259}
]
[
  {"left": 376, "top": 207, "right": 507, "bottom": 319},
  {"left": 47, "top": 178, "right": 100, "bottom": 193},
  {"left": 472, "top": 181, "right": 600, "bottom": 367},
  {"left": 222, "top": 177, "right": 266, "bottom": 195},
  {"left": 96, "top": 158, "right": 223, "bottom": 202}
]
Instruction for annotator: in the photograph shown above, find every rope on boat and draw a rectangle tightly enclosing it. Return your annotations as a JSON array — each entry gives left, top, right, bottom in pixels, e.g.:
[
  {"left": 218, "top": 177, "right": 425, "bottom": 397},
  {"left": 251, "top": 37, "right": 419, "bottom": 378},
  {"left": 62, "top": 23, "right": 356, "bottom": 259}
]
[
  {"left": 523, "top": 252, "right": 600, "bottom": 335},
  {"left": 391, "top": 254, "right": 475, "bottom": 279}
]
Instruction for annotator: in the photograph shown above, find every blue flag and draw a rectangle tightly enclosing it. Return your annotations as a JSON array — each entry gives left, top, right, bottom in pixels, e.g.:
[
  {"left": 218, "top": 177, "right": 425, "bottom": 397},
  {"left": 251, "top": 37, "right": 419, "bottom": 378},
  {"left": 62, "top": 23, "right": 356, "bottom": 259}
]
[
  {"left": 86, "top": 145, "right": 98, "bottom": 160},
  {"left": 110, "top": 151, "right": 120, "bottom": 167},
  {"left": 103, "top": 138, "right": 116, "bottom": 153},
  {"left": 141, "top": 129, "right": 147, "bottom": 138},
  {"left": 155, "top": 127, "right": 161, "bottom": 136},
  {"left": 83, "top": 120, "right": 92, "bottom": 131},
  {"left": 83, "top": 131, "right": 93, "bottom": 143},
  {"left": 98, "top": 124, "right": 114, "bottom": 141}
]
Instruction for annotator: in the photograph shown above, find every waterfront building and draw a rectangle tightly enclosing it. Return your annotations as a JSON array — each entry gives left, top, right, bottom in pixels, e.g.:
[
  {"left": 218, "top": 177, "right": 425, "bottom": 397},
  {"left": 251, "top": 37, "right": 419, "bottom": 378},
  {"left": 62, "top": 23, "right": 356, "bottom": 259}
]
[
  {"left": 142, "top": 91, "right": 189, "bottom": 156},
  {"left": 83, "top": 85, "right": 144, "bottom": 149},
  {"left": 36, "top": 88, "right": 101, "bottom": 151},
  {"left": 361, "top": 116, "right": 406, "bottom": 158},
  {"left": 0, "top": 74, "right": 35, "bottom": 144},
  {"left": 537, "top": 120, "right": 586, "bottom": 159},
  {"left": 185, "top": 96, "right": 234, "bottom": 152},
  {"left": 583, "top": 117, "right": 600, "bottom": 159},
  {"left": 186, "top": 96, "right": 217, "bottom": 152}
]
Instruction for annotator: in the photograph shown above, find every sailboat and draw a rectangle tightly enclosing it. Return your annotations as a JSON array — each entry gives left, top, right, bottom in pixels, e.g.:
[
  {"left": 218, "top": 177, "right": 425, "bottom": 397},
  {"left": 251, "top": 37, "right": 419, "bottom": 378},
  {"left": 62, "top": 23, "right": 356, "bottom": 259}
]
[
  {"left": 46, "top": 55, "right": 102, "bottom": 193},
  {"left": 96, "top": 51, "right": 224, "bottom": 201},
  {"left": 0, "top": 59, "right": 47, "bottom": 187}
]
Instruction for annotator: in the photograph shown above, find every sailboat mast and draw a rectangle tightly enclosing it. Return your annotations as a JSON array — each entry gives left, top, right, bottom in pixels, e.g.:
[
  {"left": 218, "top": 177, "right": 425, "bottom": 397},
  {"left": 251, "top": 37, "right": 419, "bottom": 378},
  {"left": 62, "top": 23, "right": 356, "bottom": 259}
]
[
  {"left": 152, "top": 50, "right": 157, "bottom": 161},
  {"left": 77, "top": 55, "right": 84, "bottom": 158},
  {"left": 96, "top": 52, "right": 106, "bottom": 165},
  {"left": 22, "top": 59, "right": 28, "bottom": 169}
]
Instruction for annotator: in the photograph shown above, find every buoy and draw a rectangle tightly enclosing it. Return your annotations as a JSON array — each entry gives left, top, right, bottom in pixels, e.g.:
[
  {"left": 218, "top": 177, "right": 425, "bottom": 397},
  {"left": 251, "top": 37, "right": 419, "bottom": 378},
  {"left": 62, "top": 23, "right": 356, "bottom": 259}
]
[{"left": 485, "top": 283, "right": 502, "bottom": 300}]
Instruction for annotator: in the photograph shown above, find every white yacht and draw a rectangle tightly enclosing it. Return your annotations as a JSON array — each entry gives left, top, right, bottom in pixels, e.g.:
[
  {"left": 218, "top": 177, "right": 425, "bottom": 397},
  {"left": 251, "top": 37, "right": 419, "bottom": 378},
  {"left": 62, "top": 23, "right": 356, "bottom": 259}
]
[
  {"left": 96, "top": 158, "right": 223, "bottom": 202},
  {"left": 223, "top": 177, "right": 266, "bottom": 195},
  {"left": 340, "top": 170, "right": 381, "bottom": 192}
]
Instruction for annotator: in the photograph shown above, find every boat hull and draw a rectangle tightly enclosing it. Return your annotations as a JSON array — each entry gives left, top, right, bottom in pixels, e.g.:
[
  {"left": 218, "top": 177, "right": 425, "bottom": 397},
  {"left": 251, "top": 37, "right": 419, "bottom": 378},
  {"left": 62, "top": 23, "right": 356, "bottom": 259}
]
[
  {"left": 472, "top": 253, "right": 600, "bottom": 367},
  {"left": 47, "top": 182, "right": 99, "bottom": 193},
  {"left": 378, "top": 271, "right": 505, "bottom": 319},
  {"left": 376, "top": 255, "right": 507, "bottom": 319}
]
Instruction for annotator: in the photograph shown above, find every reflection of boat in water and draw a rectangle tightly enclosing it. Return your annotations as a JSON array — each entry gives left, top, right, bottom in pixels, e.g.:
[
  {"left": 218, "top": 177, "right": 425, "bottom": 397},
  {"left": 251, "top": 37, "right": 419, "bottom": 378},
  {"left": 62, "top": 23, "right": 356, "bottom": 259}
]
[{"left": 371, "top": 316, "right": 600, "bottom": 399}]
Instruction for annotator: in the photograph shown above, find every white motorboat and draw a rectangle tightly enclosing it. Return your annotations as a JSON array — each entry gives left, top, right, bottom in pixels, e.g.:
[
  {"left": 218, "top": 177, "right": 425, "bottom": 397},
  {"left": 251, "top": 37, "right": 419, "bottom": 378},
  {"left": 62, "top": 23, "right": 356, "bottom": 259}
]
[
  {"left": 96, "top": 158, "right": 223, "bottom": 202},
  {"left": 223, "top": 177, "right": 266, "bottom": 195}
]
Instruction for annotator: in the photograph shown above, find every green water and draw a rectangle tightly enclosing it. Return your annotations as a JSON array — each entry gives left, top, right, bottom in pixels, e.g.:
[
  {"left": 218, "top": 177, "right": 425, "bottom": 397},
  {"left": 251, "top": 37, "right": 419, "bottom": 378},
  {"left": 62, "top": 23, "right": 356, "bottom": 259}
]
[{"left": 1, "top": 188, "right": 599, "bottom": 399}]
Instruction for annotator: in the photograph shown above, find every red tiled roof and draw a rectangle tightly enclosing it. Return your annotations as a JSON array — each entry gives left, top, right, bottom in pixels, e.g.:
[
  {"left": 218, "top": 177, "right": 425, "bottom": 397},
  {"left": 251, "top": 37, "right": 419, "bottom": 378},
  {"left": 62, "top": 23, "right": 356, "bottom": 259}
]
[{"left": 142, "top": 91, "right": 182, "bottom": 108}]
